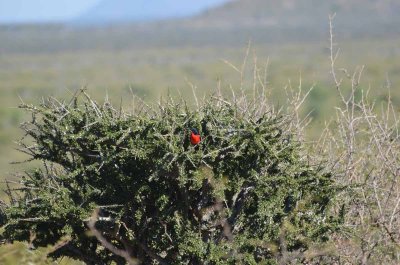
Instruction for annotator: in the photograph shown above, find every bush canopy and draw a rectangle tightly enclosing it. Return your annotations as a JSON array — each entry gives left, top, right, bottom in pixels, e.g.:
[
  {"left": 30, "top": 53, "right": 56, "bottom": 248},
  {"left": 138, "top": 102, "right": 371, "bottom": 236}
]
[{"left": 0, "top": 92, "right": 341, "bottom": 264}]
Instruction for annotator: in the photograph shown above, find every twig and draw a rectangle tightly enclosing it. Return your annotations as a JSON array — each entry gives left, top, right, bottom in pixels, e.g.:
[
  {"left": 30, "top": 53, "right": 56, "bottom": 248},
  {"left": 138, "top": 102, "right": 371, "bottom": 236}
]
[{"left": 87, "top": 209, "right": 139, "bottom": 265}]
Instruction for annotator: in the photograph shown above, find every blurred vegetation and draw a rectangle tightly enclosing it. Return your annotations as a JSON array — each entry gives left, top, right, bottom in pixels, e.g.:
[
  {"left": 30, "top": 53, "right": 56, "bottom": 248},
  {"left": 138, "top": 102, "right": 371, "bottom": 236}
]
[
  {"left": 0, "top": 240, "right": 83, "bottom": 265},
  {"left": 1, "top": 37, "right": 399, "bottom": 178}
]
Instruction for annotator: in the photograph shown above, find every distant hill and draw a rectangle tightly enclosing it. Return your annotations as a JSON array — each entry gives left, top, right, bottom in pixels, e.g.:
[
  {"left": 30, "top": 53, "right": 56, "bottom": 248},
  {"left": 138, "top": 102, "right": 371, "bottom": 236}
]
[
  {"left": 1, "top": 0, "right": 400, "bottom": 53},
  {"left": 75, "top": 0, "right": 230, "bottom": 24},
  {"left": 187, "top": 0, "right": 400, "bottom": 37}
]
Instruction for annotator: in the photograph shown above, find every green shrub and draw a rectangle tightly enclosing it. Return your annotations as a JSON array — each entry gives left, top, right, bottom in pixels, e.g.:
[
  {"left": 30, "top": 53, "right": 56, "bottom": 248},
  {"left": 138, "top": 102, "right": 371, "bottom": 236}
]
[{"left": 0, "top": 92, "right": 341, "bottom": 264}]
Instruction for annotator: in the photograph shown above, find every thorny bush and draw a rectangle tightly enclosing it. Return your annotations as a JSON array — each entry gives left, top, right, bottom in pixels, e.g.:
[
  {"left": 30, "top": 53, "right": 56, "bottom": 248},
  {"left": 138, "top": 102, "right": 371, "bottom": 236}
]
[{"left": 0, "top": 92, "right": 342, "bottom": 264}]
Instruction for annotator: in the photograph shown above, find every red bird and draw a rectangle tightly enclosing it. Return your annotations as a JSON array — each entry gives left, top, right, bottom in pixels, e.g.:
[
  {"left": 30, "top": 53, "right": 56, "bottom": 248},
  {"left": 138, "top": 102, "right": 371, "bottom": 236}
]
[{"left": 190, "top": 128, "right": 201, "bottom": 145}]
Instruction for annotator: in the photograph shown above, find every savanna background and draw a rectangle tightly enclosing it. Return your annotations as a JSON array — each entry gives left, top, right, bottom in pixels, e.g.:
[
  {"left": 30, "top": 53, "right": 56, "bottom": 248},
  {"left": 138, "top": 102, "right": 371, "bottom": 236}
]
[{"left": 0, "top": 0, "right": 399, "bottom": 264}]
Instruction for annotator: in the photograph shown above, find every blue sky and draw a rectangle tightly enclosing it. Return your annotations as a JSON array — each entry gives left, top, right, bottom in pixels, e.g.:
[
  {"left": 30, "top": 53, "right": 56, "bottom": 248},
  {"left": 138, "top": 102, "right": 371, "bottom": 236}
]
[{"left": 0, "top": 0, "right": 100, "bottom": 23}]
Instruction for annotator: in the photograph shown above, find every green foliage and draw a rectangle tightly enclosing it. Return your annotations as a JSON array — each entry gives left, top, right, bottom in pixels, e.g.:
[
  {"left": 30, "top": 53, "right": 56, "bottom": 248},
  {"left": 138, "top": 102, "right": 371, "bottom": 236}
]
[{"left": 0, "top": 92, "right": 341, "bottom": 264}]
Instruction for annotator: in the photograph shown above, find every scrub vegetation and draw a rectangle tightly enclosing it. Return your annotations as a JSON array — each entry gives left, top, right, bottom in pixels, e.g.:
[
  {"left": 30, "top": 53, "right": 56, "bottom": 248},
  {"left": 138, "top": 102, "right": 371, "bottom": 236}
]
[{"left": 0, "top": 89, "right": 342, "bottom": 264}]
